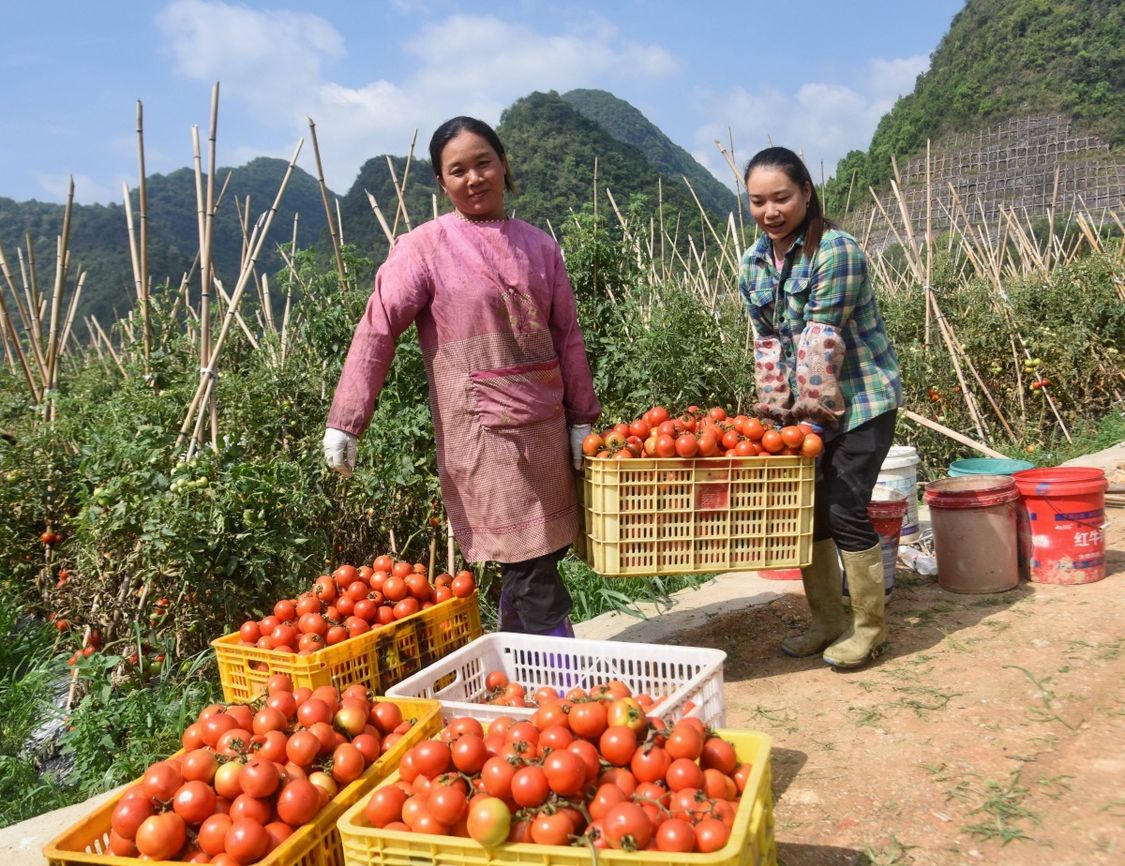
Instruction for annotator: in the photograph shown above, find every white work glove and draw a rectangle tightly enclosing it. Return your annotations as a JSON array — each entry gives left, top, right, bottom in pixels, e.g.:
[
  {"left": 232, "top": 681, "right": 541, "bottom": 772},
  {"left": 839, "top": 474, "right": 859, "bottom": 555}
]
[
  {"left": 322, "top": 427, "right": 358, "bottom": 477},
  {"left": 569, "top": 424, "right": 592, "bottom": 470}
]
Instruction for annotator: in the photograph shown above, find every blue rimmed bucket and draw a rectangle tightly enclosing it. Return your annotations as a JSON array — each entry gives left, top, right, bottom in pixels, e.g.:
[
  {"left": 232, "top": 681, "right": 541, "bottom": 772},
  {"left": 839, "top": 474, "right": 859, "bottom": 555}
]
[{"left": 949, "top": 457, "right": 1035, "bottom": 477}]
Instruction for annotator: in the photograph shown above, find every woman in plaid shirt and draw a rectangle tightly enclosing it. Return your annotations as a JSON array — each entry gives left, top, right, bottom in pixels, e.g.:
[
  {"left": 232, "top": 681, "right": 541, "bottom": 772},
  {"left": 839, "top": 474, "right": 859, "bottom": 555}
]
[{"left": 739, "top": 146, "right": 902, "bottom": 668}]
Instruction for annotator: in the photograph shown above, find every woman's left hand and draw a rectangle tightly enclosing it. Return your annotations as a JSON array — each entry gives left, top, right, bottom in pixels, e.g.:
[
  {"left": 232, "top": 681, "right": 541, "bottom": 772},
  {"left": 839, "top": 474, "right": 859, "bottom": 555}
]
[{"left": 569, "top": 424, "right": 591, "bottom": 470}]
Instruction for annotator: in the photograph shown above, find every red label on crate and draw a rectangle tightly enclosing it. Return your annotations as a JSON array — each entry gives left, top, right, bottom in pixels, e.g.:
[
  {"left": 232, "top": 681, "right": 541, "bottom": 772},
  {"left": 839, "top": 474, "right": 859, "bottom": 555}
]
[{"left": 695, "top": 484, "right": 728, "bottom": 511}]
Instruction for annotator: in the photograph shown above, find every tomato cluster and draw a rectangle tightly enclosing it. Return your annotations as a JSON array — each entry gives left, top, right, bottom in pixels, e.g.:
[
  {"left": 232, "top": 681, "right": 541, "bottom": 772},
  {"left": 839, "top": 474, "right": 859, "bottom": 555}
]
[
  {"left": 236, "top": 559, "right": 476, "bottom": 655},
  {"left": 583, "top": 404, "right": 824, "bottom": 461},
  {"left": 364, "top": 688, "right": 749, "bottom": 854},
  {"left": 108, "top": 681, "right": 417, "bottom": 864},
  {"left": 65, "top": 628, "right": 102, "bottom": 666},
  {"left": 480, "top": 671, "right": 666, "bottom": 712}
]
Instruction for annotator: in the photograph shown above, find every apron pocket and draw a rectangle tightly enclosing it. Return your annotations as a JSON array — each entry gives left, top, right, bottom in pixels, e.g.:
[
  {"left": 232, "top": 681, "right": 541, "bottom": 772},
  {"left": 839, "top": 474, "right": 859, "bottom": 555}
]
[{"left": 470, "top": 359, "right": 565, "bottom": 429}]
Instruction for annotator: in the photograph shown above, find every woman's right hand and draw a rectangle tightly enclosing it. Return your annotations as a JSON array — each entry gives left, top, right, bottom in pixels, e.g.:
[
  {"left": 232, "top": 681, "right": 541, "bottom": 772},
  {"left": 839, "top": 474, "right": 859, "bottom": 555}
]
[{"left": 322, "top": 428, "right": 358, "bottom": 477}]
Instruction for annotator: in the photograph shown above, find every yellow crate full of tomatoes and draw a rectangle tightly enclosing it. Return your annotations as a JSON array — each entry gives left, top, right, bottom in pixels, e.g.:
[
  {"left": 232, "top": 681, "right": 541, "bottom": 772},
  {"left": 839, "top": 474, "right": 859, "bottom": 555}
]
[
  {"left": 44, "top": 691, "right": 442, "bottom": 866},
  {"left": 336, "top": 711, "right": 777, "bottom": 866},
  {"left": 213, "top": 561, "right": 483, "bottom": 702},
  {"left": 581, "top": 406, "right": 817, "bottom": 577}
]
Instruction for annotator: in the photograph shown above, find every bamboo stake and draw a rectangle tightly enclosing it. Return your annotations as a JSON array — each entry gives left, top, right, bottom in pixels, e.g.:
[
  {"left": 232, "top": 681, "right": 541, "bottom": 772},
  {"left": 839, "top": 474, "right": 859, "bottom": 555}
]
[
  {"left": 308, "top": 117, "right": 348, "bottom": 289},
  {"left": 136, "top": 100, "right": 151, "bottom": 363},
  {"left": 212, "top": 277, "right": 260, "bottom": 350},
  {"left": 44, "top": 178, "right": 75, "bottom": 421},
  {"left": 24, "top": 233, "right": 43, "bottom": 335},
  {"left": 58, "top": 271, "right": 85, "bottom": 364},
  {"left": 177, "top": 140, "right": 304, "bottom": 452},
  {"left": 385, "top": 156, "right": 412, "bottom": 234},
  {"left": 5, "top": 242, "right": 48, "bottom": 383},
  {"left": 90, "top": 316, "right": 128, "bottom": 378},
  {"left": 393, "top": 131, "right": 417, "bottom": 234},
  {"left": 901, "top": 408, "right": 1008, "bottom": 458},
  {"left": 364, "top": 190, "right": 396, "bottom": 246}
]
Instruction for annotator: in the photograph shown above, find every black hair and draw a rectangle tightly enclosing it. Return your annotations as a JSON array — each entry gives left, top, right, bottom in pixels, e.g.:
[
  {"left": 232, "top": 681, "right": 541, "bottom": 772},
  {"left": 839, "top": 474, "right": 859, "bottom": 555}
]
[
  {"left": 743, "top": 146, "right": 832, "bottom": 258},
  {"left": 428, "top": 116, "right": 515, "bottom": 192}
]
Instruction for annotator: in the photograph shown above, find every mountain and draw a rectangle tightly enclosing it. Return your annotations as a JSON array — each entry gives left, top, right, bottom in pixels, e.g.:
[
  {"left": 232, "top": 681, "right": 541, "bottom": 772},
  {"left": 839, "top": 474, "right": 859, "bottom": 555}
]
[
  {"left": 562, "top": 88, "right": 737, "bottom": 216},
  {"left": 825, "top": 0, "right": 1125, "bottom": 212},
  {"left": 1, "top": 91, "right": 730, "bottom": 327},
  {"left": 0, "top": 158, "right": 330, "bottom": 328},
  {"left": 497, "top": 91, "right": 713, "bottom": 240}
]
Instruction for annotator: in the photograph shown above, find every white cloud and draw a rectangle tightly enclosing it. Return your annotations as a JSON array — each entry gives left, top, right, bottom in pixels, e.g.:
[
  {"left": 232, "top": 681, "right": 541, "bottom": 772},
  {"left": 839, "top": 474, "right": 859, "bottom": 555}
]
[
  {"left": 867, "top": 54, "right": 929, "bottom": 100},
  {"left": 35, "top": 172, "right": 128, "bottom": 205},
  {"left": 156, "top": 0, "right": 345, "bottom": 115},
  {"left": 691, "top": 52, "right": 932, "bottom": 187},
  {"left": 155, "top": 4, "right": 677, "bottom": 193}
]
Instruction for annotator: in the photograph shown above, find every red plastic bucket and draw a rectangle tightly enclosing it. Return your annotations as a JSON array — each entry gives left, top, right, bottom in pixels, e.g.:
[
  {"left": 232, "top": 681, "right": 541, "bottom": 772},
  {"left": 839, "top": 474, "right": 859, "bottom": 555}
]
[
  {"left": 1013, "top": 467, "right": 1108, "bottom": 585},
  {"left": 924, "top": 476, "right": 1021, "bottom": 593}
]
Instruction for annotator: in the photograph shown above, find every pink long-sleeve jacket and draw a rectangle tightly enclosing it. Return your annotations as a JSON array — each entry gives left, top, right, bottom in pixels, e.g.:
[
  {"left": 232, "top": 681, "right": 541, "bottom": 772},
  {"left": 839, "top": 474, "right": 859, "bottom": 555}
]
[{"left": 327, "top": 213, "right": 601, "bottom": 563}]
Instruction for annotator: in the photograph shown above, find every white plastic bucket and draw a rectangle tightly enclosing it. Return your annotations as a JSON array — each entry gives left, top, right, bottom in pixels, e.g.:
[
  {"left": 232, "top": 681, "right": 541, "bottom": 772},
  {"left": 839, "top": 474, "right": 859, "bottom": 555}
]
[{"left": 876, "top": 445, "right": 920, "bottom": 542}]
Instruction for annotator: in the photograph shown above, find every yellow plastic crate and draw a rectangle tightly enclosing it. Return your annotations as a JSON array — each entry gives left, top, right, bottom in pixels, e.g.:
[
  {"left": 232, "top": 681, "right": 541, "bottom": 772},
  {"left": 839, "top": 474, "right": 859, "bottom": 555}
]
[
  {"left": 337, "top": 728, "right": 776, "bottom": 866},
  {"left": 213, "top": 593, "right": 482, "bottom": 702},
  {"left": 583, "top": 456, "right": 815, "bottom": 576},
  {"left": 44, "top": 696, "right": 443, "bottom": 866}
]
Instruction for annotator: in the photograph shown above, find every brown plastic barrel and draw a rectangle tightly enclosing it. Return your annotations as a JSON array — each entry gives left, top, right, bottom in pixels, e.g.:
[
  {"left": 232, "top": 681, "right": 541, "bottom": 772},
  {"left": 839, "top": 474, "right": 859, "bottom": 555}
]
[{"left": 924, "top": 475, "right": 1021, "bottom": 593}]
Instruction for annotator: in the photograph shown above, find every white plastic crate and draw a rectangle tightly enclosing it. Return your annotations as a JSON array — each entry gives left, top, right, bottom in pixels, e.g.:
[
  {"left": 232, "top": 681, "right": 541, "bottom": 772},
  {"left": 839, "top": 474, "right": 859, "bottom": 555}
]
[{"left": 385, "top": 632, "right": 726, "bottom": 727}]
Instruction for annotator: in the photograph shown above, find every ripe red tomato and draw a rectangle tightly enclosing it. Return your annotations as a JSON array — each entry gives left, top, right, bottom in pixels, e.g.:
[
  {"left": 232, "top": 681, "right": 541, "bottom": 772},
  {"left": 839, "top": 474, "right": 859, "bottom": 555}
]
[
  {"left": 666, "top": 757, "right": 705, "bottom": 792},
  {"left": 760, "top": 429, "right": 784, "bottom": 454},
  {"left": 172, "top": 780, "right": 217, "bottom": 825},
  {"left": 599, "top": 725, "right": 638, "bottom": 767},
  {"left": 451, "top": 572, "right": 475, "bottom": 598},
  {"left": 656, "top": 817, "right": 697, "bottom": 852},
  {"left": 542, "top": 747, "right": 586, "bottom": 797},
  {"left": 694, "top": 816, "right": 731, "bottom": 853},
  {"left": 111, "top": 795, "right": 155, "bottom": 839},
  {"left": 331, "top": 743, "right": 367, "bottom": 784},
  {"left": 239, "top": 758, "right": 281, "bottom": 799},
  {"left": 426, "top": 780, "right": 469, "bottom": 825},
  {"left": 411, "top": 739, "right": 452, "bottom": 777},
  {"left": 568, "top": 701, "right": 608, "bottom": 739},
  {"left": 530, "top": 810, "right": 574, "bottom": 845},
  {"left": 197, "top": 813, "right": 233, "bottom": 856},
  {"left": 365, "top": 784, "right": 408, "bottom": 828},
  {"left": 393, "top": 597, "right": 421, "bottom": 619},
  {"left": 602, "top": 801, "right": 653, "bottom": 850},
  {"left": 333, "top": 564, "right": 359, "bottom": 587},
  {"left": 675, "top": 433, "right": 699, "bottom": 458},
  {"left": 224, "top": 817, "right": 270, "bottom": 865},
  {"left": 480, "top": 755, "right": 517, "bottom": 799},
  {"left": 510, "top": 765, "right": 550, "bottom": 808},
  {"left": 141, "top": 760, "right": 184, "bottom": 801},
  {"left": 276, "top": 778, "right": 322, "bottom": 825},
  {"left": 135, "top": 812, "right": 187, "bottom": 860}
]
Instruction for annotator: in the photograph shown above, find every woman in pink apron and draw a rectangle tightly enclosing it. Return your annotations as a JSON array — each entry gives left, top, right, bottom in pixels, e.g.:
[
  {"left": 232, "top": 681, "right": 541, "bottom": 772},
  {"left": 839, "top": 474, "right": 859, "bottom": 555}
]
[{"left": 323, "top": 117, "right": 601, "bottom": 637}]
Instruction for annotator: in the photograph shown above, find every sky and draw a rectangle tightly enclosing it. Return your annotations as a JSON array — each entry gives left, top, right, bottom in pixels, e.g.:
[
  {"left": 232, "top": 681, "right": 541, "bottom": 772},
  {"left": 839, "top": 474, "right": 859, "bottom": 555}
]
[{"left": 2, "top": 0, "right": 967, "bottom": 206}]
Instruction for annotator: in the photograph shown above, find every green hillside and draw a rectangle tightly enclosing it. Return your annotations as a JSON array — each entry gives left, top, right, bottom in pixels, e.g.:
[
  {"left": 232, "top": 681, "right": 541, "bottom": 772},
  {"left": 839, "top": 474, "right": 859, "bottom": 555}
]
[
  {"left": 1, "top": 90, "right": 730, "bottom": 326},
  {"left": 497, "top": 91, "right": 712, "bottom": 240},
  {"left": 562, "top": 88, "right": 737, "bottom": 216},
  {"left": 825, "top": 0, "right": 1125, "bottom": 212},
  {"left": 0, "top": 158, "right": 330, "bottom": 328}
]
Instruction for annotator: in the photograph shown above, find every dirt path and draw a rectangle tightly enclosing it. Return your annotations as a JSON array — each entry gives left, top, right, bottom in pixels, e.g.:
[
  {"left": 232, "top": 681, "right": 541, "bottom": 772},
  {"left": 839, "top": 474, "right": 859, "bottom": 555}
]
[{"left": 639, "top": 449, "right": 1125, "bottom": 866}]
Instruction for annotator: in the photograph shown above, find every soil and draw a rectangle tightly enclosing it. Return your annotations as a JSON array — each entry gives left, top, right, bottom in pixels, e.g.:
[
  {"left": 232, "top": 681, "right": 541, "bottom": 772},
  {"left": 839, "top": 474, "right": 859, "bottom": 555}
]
[{"left": 668, "top": 504, "right": 1125, "bottom": 865}]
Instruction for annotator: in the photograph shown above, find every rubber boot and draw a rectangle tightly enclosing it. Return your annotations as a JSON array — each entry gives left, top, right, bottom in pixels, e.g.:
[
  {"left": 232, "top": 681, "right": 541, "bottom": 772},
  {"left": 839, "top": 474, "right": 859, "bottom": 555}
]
[
  {"left": 822, "top": 543, "right": 886, "bottom": 668},
  {"left": 781, "top": 538, "right": 848, "bottom": 657}
]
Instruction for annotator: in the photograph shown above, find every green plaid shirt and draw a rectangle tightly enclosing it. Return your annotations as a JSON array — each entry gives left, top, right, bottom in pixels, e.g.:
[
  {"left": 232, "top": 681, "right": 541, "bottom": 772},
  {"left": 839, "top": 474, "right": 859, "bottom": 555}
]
[{"left": 738, "top": 227, "right": 901, "bottom": 433}]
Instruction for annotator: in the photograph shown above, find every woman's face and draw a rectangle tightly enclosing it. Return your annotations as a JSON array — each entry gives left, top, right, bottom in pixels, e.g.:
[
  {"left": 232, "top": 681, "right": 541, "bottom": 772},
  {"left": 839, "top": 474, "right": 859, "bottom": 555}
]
[
  {"left": 746, "top": 167, "right": 811, "bottom": 248},
  {"left": 438, "top": 131, "right": 508, "bottom": 221}
]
